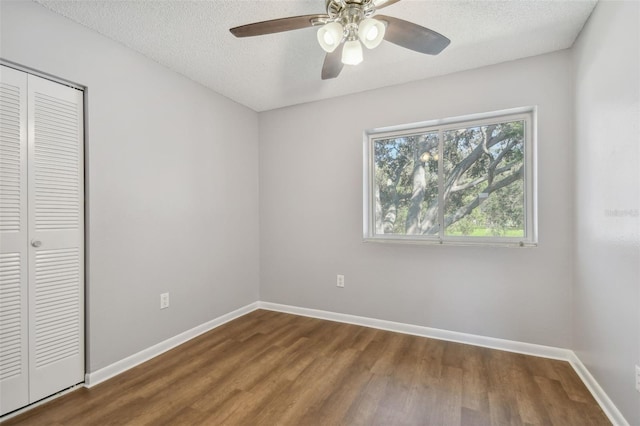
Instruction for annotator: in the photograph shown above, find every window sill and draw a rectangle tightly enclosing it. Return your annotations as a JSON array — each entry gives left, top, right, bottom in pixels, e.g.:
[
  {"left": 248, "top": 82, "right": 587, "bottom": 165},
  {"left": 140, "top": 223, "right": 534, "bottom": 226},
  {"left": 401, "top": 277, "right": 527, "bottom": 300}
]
[{"left": 363, "top": 236, "right": 538, "bottom": 248}]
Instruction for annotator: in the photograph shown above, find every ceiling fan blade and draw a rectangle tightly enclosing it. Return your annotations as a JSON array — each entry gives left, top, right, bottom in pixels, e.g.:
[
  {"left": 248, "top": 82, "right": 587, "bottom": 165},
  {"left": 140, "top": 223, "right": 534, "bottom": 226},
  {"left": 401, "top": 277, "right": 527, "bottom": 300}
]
[
  {"left": 377, "top": 15, "right": 450, "bottom": 55},
  {"left": 230, "top": 14, "right": 328, "bottom": 37},
  {"left": 373, "top": 0, "right": 403, "bottom": 9},
  {"left": 321, "top": 44, "right": 344, "bottom": 80}
]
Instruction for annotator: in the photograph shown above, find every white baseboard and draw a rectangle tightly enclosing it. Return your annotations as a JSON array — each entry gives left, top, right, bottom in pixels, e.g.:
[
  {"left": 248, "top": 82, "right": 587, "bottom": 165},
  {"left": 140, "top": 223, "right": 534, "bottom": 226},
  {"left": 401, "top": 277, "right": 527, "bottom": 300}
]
[
  {"left": 568, "top": 353, "right": 630, "bottom": 426},
  {"left": 84, "top": 302, "right": 259, "bottom": 387},
  {"left": 257, "top": 301, "right": 571, "bottom": 360},
  {"left": 258, "top": 301, "right": 628, "bottom": 426}
]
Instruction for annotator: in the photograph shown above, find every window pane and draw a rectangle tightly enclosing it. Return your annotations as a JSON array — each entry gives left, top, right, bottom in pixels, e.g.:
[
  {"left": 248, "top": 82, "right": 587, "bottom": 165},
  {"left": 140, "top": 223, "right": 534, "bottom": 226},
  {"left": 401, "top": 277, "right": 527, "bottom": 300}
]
[
  {"left": 373, "top": 132, "right": 439, "bottom": 235},
  {"left": 443, "top": 120, "right": 525, "bottom": 238}
]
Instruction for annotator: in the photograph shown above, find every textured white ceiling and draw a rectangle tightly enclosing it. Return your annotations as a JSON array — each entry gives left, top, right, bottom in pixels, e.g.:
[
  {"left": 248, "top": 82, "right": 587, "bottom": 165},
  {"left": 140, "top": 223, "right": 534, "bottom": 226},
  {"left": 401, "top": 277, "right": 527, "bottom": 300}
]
[{"left": 35, "top": 0, "right": 597, "bottom": 112}]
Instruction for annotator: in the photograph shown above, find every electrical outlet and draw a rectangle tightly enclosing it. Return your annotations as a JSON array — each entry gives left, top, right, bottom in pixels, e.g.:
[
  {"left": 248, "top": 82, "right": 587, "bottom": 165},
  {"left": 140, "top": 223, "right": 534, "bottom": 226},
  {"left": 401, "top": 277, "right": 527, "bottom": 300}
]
[
  {"left": 336, "top": 274, "right": 344, "bottom": 288},
  {"left": 635, "top": 365, "right": 640, "bottom": 393},
  {"left": 160, "top": 292, "right": 170, "bottom": 309}
]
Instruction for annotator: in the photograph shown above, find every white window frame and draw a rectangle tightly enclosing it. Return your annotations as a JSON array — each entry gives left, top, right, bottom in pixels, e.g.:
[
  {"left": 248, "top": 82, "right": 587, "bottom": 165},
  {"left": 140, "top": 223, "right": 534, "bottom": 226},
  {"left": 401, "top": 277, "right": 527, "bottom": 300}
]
[{"left": 363, "top": 106, "right": 537, "bottom": 247}]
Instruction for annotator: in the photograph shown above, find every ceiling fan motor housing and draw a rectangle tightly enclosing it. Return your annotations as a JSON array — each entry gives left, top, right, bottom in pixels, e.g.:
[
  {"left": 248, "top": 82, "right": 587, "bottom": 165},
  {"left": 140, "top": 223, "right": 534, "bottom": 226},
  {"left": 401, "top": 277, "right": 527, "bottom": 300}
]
[{"left": 326, "top": 0, "right": 376, "bottom": 21}]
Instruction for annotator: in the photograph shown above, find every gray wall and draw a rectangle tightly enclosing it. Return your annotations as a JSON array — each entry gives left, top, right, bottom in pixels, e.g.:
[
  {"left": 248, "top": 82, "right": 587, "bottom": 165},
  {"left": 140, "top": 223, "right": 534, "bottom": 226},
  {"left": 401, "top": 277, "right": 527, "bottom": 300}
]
[
  {"left": 573, "top": 1, "right": 640, "bottom": 423},
  {"left": 259, "top": 51, "right": 575, "bottom": 348},
  {"left": 0, "top": 0, "right": 260, "bottom": 372}
]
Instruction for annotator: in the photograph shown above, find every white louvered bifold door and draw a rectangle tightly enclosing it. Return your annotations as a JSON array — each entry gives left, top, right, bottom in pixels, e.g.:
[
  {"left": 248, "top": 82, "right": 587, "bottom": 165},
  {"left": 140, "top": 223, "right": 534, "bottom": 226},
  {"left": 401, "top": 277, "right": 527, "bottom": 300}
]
[
  {"left": 0, "top": 65, "right": 30, "bottom": 415},
  {"left": 27, "top": 73, "right": 84, "bottom": 403}
]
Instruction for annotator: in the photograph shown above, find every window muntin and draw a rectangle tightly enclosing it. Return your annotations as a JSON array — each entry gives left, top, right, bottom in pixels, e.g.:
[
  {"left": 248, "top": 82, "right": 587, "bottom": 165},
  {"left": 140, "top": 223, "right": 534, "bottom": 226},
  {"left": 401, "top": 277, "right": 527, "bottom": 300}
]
[{"left": 364, "top": 108, "right": 536, "bottom": 246}]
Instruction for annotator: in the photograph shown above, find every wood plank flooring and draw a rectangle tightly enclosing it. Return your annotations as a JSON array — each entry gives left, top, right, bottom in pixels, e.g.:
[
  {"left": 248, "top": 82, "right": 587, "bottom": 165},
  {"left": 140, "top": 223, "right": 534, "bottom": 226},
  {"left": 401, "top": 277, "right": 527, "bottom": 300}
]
[{"left": 2, "top": 309, "right": 610, "bottom": 425}]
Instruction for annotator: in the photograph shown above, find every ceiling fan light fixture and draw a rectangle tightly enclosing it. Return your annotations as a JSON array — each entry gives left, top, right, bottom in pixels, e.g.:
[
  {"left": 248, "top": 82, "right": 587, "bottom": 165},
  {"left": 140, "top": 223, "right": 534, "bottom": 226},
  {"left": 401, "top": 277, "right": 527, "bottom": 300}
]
[
  {"left": 317, "top": 22, "right": 344, "bottom": 52},
  {"left": 342, "top": 39, "right": 363, "bottom": 65},
  {"left": 358, "top": 18, "right": 385, "bottom": 49},
  {"left": 229, "top": 0, "right": 451, "bottom": 80}
]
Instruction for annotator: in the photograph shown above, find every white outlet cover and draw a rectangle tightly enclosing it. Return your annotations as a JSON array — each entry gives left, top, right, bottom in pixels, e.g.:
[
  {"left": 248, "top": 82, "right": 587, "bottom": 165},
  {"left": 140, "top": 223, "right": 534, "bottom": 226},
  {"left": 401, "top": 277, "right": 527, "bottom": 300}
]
[
  {"left": 160, "top": 293, "right": 169, "bottom": 309},
  {"left": 635, "top": 365, "right": 640, "bottom": 392}
]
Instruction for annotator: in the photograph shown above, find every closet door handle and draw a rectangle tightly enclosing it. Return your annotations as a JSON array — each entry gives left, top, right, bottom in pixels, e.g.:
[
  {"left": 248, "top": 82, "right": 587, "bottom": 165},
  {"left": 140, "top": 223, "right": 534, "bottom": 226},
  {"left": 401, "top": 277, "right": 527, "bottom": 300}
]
[{"left": 31, "top": 240, "right": 42, "bottom": 248}]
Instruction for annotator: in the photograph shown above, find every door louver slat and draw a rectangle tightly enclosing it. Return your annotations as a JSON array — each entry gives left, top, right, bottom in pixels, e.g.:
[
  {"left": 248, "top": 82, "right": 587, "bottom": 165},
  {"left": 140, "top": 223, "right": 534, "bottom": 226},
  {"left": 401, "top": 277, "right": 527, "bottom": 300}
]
[
  {"left": 33, "top": 248, "right": 80, "bottom": 369},
  {"left": 0, "top": 253, "right": 23, "bottom": 381},
  {"left": 0, "top": 82, "right": 22, "bottom": 233},
  {"left": 33, "top": 92, "right": 80, "bottom": 232}
]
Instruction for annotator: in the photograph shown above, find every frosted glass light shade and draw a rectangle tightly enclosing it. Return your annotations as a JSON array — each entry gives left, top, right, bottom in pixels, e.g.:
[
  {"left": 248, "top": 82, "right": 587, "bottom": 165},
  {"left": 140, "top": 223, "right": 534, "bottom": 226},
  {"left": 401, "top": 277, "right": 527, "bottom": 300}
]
[
  {"left": 358, "top": 18, "right": 385, "bottom": 49},
  {"left": 317, "top": 22, "right": 343, "bottom": 53},
  {"left": 342, "top": 39, "right": 363, "bottom": 65}
]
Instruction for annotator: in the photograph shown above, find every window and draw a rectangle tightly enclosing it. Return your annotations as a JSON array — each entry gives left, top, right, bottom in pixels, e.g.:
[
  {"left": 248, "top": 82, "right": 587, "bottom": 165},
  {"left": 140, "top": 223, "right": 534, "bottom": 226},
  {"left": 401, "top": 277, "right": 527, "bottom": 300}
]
[{"left": 364, "top": 107, "right": 536, "bottom": 246}]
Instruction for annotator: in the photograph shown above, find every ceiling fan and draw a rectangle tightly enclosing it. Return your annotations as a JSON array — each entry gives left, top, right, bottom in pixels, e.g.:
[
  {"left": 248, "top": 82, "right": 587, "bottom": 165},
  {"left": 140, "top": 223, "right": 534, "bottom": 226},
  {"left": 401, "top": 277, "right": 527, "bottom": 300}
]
[{"left": 230, "top": 0, "right": 450, "bottom": 80}]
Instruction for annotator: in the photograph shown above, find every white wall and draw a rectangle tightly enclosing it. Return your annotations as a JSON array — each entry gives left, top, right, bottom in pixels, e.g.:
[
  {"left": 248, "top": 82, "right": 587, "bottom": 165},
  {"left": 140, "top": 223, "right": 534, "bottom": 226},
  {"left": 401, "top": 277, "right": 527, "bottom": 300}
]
[
  {"left": 573, "top": 1, "right": 640, "bottom": 424},
  {"left": 0, "top": 0, "right": 260, "bottom": 372},
  {"left": 259, "top": 51, "right": 575, "bottom": 348}
]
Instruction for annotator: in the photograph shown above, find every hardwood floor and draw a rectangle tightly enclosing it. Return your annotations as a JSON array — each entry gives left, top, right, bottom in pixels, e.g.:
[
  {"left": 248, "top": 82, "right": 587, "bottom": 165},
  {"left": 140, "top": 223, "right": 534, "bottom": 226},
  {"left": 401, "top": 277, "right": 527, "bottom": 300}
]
[{"left": 2, "top": 310, "right": 609, "bottom": 425}]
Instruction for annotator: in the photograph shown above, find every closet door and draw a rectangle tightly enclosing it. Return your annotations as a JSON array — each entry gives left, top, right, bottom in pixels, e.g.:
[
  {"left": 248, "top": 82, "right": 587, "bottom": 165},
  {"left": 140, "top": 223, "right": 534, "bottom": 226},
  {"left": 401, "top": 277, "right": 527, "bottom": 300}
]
[
  {"left": 27, "top": 74, "right": 84, "bottom": 402},
  {"left": 0, "top": 66, "right": 29, "bottom": 415}
]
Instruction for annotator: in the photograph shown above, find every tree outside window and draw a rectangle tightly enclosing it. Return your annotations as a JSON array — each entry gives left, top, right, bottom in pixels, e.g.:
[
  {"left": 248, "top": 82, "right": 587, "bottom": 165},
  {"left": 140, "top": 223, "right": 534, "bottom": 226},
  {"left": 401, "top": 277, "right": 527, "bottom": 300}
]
[{"left": 365, "top": 109, "right": 536, "bottom": 246}]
